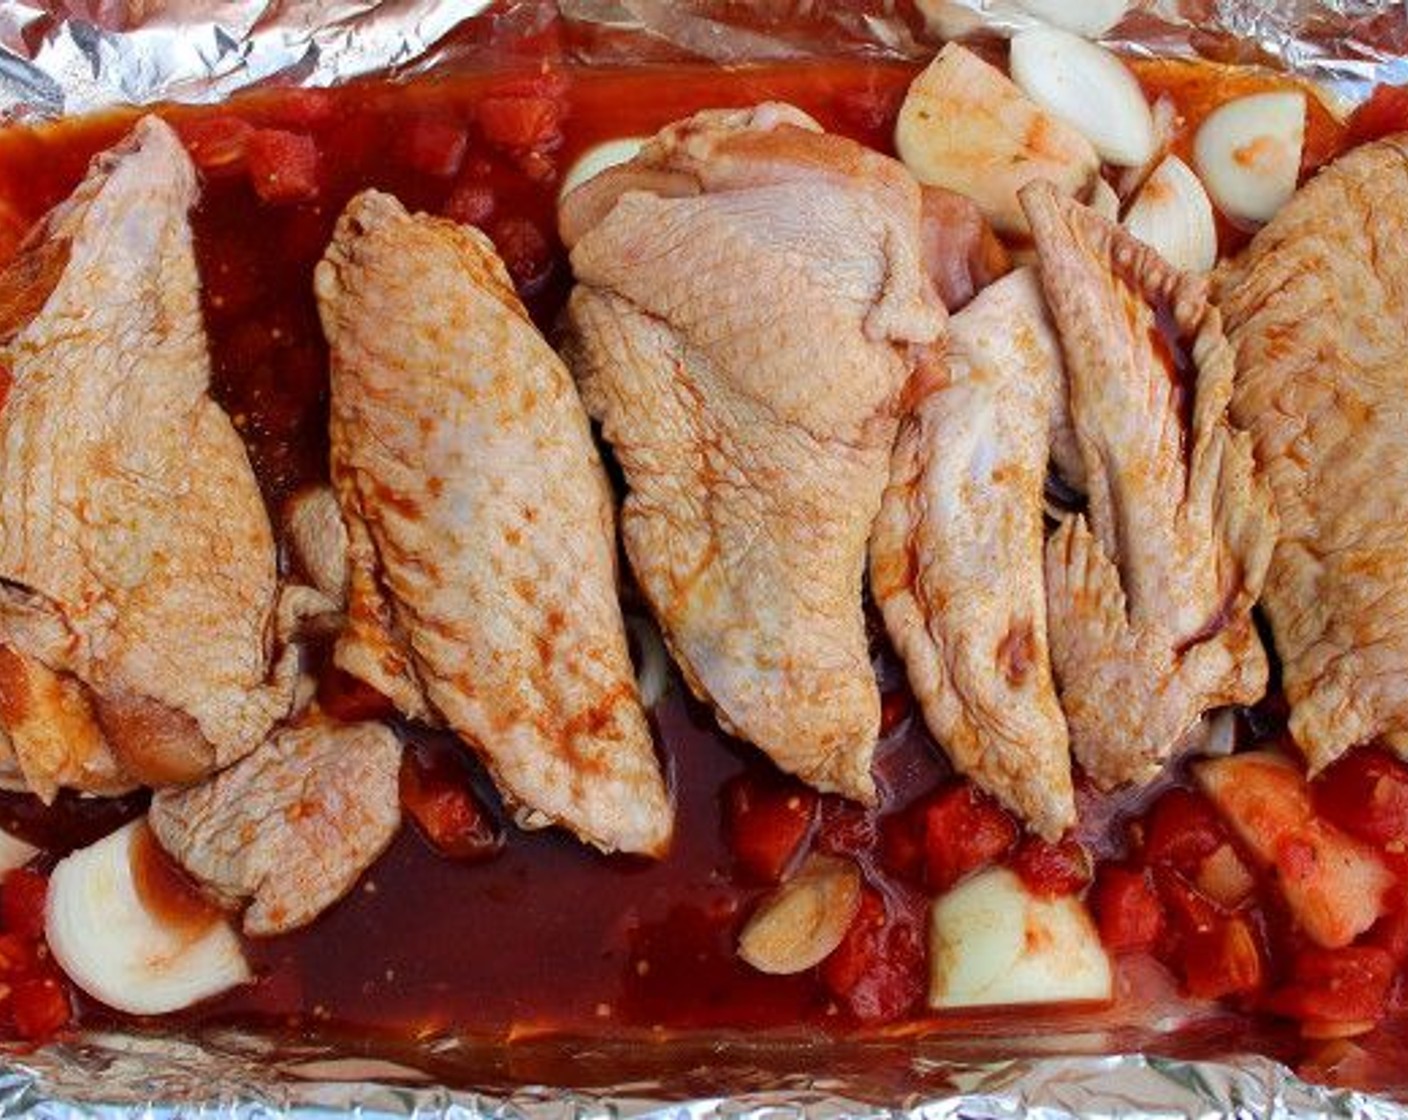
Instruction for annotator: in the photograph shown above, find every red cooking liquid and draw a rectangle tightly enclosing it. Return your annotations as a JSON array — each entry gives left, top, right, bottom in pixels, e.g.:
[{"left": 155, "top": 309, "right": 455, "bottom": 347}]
[{"left": 0, "top": 52, "right": 1390, "bottom": 1084}]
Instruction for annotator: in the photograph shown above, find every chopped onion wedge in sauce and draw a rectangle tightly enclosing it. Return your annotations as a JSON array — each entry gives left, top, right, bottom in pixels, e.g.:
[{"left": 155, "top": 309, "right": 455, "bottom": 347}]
[
  {"left": 1193, "top": 91, "right": 1306, "bottom": 225},
  {"left": 46, "top": 820, "right": 250, "bottom": 1015},
  {"left": 1010, "top": 28, "right": 1155, "bottom": 167},
  {"left": 896, "top": 43, "right": 1098, "bottom": 234},
  {"left": 1123, "top": 154, "right": 1219, "bottom": 272},
  {"left": 929, "top": 866, "right": 1112, "bottom": 1009}
]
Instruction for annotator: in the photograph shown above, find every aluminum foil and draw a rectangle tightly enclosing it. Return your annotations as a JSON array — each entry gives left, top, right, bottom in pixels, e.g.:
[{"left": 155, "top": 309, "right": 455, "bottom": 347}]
[{"left": 0, "top": 0, "right": 1406, "bottom": 1116}]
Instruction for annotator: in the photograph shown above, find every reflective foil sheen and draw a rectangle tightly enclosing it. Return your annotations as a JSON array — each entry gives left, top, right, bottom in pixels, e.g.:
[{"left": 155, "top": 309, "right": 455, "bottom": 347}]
[{"left": 0, "top": 0, "right": 1406, "bottom": 1115}]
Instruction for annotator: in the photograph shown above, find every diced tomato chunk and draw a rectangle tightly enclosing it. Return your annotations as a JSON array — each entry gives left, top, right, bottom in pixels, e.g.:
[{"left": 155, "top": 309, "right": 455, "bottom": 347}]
[
  {"left": 399, "top": 116, "right": 469, "bottom": 178},
  {"left": 0, "top": 931, "right": 35, "bottom": 977},
  {"left": 477, "top": 95, "right": 562, "bottom": 152},
  {"left": 1368, "top": 886, "right": 1408, "bottom": 961},
  {"left": 1179, "top": 914, "right": 1264, "bottom": 1000},
  {"left": 176, "top": 114, "right": 254, "bottom": 175},
  {"left": 264, "top": 88, "right": 339, "bottom": 129},
  {"left": 10, "top": 976, "right": 69, "bottom": 1041},
  {"left": 1346, "top": 84, "right": 1408, "bottom": 148},
  {"left": 488, "top": 216, "right": 552, "bottom": 293},
  {"left": 444, "top": 182, "right": 496, "bottom": 228},
  {"left": 1153, "top": 866, "right": 1223, "bottom": 937},
  {"left": 921, "top": 784, "right": 1019, "bottom": 893},
  {"left": 835, "top": 84, "right": 905, "bottom": 135},
  {"left": 399, "top": 747, "right": 503, "bottom": 862},
  {"left": 1009, "top": 835, "right": 1091, "bottom": 898},
  {"left": 721, "top": 771, "right": 817, "bottom": 884},
  {"left": 819, "top": 888, "right": 925, "bottom": 1023},
  {"left": 814, "top": 801, "right": 875, "bottom": 859},
  {"left": 245, "top": 129, "right": 319, "bottom": 204},
  {"left": 1, "top": 869, "right": 46, "bottom": 941},
  {"left": 1266, "top": 945, "right": 1395, "bottom": 1027},
  {"left": 1091, "top": 865, "right": 1164, "bottom": 952},
  {"left": 317, "top": 667, "right": 396, "bottom": 723},
  {"left": 878, "top": 688, "right": 911, "bottom": 736},
  {"left": 1142, "top": 788, "right": 1226, "bottom": 875},
  {"left": 1313, "top": 746, "right": 1408, "bottom": 852}
]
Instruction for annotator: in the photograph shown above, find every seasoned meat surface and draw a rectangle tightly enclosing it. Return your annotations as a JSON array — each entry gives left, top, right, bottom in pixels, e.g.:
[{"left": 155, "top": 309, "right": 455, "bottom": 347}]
[
  {"left": 560, "top": 104, "right": 945, "bottom": 802},
  {"left": 0, "top": 116, "right": 296, "bottom": 791},
  {"left": 283, "top": 485, "right": 349, "bottom": 609},
  {"left": 149, "top": 713, "right": 401, "bottom": 935},
  {"left": 872, "top": 268, "right": 1072, "bottom": 837},
  {"left": 1217, "top": 135, "right": 1408, "bottom": 771},
  {"left": 1023, "top": 182, "right": 1274, "bottom": 788},
  {"left": 316, "top": 189, "right": 671, "bottom": 856}
]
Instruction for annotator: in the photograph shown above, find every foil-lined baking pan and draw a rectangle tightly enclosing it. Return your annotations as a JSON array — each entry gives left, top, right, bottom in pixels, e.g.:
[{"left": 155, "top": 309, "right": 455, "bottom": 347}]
[{"left": 0, "top": 1, "right": 1406, "bottom": 1115}]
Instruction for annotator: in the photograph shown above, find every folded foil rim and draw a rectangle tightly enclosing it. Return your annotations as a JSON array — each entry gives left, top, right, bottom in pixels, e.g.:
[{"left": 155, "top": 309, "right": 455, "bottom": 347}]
[{"left": 0, "top": 1, "right": 1407, "bottom": 1116}]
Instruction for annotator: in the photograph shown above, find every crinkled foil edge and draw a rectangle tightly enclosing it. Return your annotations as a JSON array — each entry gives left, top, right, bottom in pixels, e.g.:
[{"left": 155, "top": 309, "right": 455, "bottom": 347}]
[{"left": 0, "top": 0, "right": 1406, "bottom": 1115}]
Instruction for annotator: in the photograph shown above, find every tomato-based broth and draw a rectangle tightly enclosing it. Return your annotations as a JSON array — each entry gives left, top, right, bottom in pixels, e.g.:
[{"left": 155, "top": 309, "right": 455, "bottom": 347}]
[{"left": 0, "top": 47, "right": 1405, "bottom": 1082}]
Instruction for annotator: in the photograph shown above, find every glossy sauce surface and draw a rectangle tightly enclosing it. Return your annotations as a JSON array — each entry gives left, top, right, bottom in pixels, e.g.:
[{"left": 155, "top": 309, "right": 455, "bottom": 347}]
[{"left": 0, "top": 53, "right": 1370, "bottom": 1055}]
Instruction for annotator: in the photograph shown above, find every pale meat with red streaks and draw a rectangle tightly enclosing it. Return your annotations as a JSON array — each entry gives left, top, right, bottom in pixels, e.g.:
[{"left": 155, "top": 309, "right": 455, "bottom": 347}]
[
  {"left": 1216, "top": 135, "right": 1408, "bottom": 773},
  {"left": 316, "top": 189, "right": 671, "bottom": 856},
  {"left": 149, "top": 712, "right": 401, "bottom": 935},
  {"left": 872, "top": 268, "right": 1072, "bottom": 838},
  {"left": 1021, "top": 181, "right": 1275, "bottom": 788},
  {"left": 0, "top": 116, "right": 299, "bottom": 794},
  {"left": 560, "top": 104, "right": 946, "bottom": 802}
]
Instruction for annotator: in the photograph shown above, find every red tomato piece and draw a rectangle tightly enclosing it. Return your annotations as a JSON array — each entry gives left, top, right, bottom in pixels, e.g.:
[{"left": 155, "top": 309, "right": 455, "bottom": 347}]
[
  {"left": 1153, "top": 866, "right": 1223, "bottom": 937},
  {"left": 1009, "top": 834, "right": 1091, "bottom": 898},
  {"left": 1, "top": 869, "right": 46, "bottom": 941},
  {"left": 820, "top": 888, "right": 925, "bottom": 1023},
  {"left": 1346, "top": 84, "right": 1408, "bottom": 149},
  {"left": 877, "top": 807, "right": 925, "bottom": 884},
  {"left": 477, "top": 96, "right": 562, "bottom": 152},
  {"left": 264, "top": 88, "right": 339, "bottom": 129},
  {"left": 1179, "top": 914, "right": 1265, "bottom": 1000},
  {"left": 921, "top": 784, "right": 1019, "bottom": 893},
  {"left": 1368, "top": 886, "right": 1408, "bottom": 961},
  {"left": 0, "top": 931, "right": 35, "bottom": 977},
  {"left": 1091, "top": 865, "right": 1165, "bottom": 952},
  {"left": 443, "top": 182, "right": 495, "bottom": 227},
  {"left": 317, "top": 667, "right": 396, "bottom": 723},
  {"left": 176, "top": 115, "right": 254, "bottom": 175},
  {"left": 721, "top": 772, "right": 817, "bottom": 884},
  {"left": 1313, "top": 746, "right": 1408, "bottom": 852},
  {"left": 10, "top": 976, "right": 70, "bottom": 1041},
  {"left": 399, "top": 749, "right": 503, "bottom": 862},
  {"left": 878, "top": 688, "right": 912, "bottom": 736},
  {"left": 814, "top": 802, "right": 875, "bottom": 859},
  {"left": 488, "top": 216, "right": 552, "bottom": 293},
  {"left": 1143, "top": 788, "right": 1226, "bottom": 875},
  {"left": 835, "top": 84, "right": 905, "bottom": 135},
  {"left": 399, "top": 116, "right": 469, "bottom": 179},
  {"left": 245, "top": 129, "right": 319, "bottom": 205},
  {"left": 1266, "top": 945, "right": 1395, "bottom": 1026}
]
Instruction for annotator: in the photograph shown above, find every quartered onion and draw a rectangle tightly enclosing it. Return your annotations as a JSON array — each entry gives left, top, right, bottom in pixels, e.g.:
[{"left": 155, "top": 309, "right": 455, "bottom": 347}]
[
  {"left": 1088, "top": 176, "right": 1121, "bottom": 222},
  {"left": 896, "top": 43, "right": 1099, "bottom": 234},
  {"left": 1016, "top": 0, "right": 1129, "bottom": 37},
  {"left": 1010, "top": 28, "right": 1155, "bottom": 167},
  {"left": 46, "top": 820, "right": 250, "bottom": 1016},
  {"left": 1123, "top": 154, "right": 1218, "bottom": 272},
  {"left": 928, "top": 866, "right": 1112, "bottom": 1009},
  {"left": 1193, "top": 91, "right": 1305, "bottom": 225},
  {"left": 559, "top": 138, "right": 646, "bottom": 200}
]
